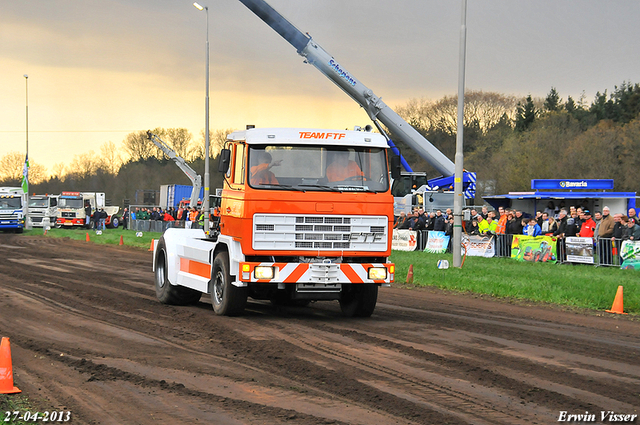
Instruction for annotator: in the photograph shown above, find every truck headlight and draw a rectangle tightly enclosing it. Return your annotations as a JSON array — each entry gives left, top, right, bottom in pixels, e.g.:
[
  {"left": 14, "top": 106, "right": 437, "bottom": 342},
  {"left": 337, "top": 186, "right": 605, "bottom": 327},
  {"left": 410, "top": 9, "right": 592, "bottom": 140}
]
[
  {"left": 368, "top": 267, "right": 387, "bottom": 280},
  {"left": 254, "top": 266, "right": 275, "bottom": 280}
]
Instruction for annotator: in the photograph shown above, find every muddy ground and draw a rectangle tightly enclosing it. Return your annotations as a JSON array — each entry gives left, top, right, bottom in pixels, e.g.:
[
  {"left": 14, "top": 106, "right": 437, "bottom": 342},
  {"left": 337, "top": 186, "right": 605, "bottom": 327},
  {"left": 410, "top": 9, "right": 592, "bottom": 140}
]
[{"left": 0, "top": 233, "right": 638, "bottom": 424}]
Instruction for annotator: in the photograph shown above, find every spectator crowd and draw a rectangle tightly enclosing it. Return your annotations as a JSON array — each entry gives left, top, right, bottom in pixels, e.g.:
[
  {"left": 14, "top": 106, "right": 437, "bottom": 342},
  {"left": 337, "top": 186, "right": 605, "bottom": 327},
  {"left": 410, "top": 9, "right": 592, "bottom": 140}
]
[
  {"left": 394, "top": 202, "right": 640, "bottom": 263},
  {"left": 127, "top": 206, "right": 215, "bottom": 230}
]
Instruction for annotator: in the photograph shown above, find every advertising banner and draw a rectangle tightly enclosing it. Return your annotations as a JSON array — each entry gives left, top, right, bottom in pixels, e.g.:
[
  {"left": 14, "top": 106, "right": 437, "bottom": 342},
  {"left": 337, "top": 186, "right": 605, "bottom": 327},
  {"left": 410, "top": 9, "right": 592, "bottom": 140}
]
[
  {"left": 462, "top": 234, "right": 495, "bottom": 257},
  {"left": 565, "top": 237, "right": 594, "bottom": 264},
  {"left": 424, "top": 231, "right": 450, "bottom": 254},
  {"left": 620, "top": 240, "right": 640, "bottom": 270},
  {"left": 392, "top": 229, "right": 417, "bottom": 251},
  {"left": 511, "top": 235, "right": 557, "bottom": 263}
]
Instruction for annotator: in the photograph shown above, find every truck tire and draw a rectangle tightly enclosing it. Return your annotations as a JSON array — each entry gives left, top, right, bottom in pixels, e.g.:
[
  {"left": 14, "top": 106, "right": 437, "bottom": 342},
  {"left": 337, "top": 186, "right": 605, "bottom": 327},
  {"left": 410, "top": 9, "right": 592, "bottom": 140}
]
[
  {"left": 109, "top": 216, "right": 119, "bottom": 228},
  {"left": 339, "top": 283, "right": 378, "bottom": 317},
  {"left": 155, "top": 238, "right": 202, "bottom": 305},
  {"left": 211, "top": 251, "right": 247, "bottom": 316}
]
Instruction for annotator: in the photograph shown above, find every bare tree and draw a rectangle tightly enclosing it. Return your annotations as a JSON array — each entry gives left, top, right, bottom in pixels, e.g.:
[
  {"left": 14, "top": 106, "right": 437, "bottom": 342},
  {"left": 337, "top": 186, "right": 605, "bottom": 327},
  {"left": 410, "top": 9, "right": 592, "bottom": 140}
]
[
  {"left": 395, "top": 90, "right": 520, "bottom": 135},
  {"left": 98, "top": 141, "right": 124, "bottom": 175},
  {"left": 67, "top": 151, "right": 99, "bottom": 180},
  {"left": 150, "top": 128, "right": 193, "bottom": 160},
  {"left": 123, "top": 130, "right": 159, "bottom": 162},
  {"left": 191, "top": 128, "right": 234, "bottom": 160},
  {"left": 0, "top": 151, "right": 47, "bottom": 185},
  {"left": 51, "top": 162, "right": 66, "bottom": 180}
]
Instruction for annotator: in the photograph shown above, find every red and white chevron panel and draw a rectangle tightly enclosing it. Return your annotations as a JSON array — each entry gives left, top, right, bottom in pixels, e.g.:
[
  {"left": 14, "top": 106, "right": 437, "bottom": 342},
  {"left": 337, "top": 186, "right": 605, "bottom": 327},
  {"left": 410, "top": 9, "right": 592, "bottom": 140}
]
[{"left": 239, "top": 262, "right": 394, "bottom": 284}]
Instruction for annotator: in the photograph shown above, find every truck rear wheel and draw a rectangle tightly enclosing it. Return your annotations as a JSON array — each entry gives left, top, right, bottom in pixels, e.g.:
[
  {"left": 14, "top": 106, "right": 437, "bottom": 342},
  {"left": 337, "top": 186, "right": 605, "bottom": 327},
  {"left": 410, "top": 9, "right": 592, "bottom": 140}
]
[
  {"left": 109, "top": 216, "right": 119, "bottom": 228},
  {"left": 155, "top": 238, "right": 202, "bottom": 305},
  {"left": 211, "top": 251, "right": 247, "bottom": 316},
  {"left": 339, "top": 283, "right": 378, "bottom": 317}
]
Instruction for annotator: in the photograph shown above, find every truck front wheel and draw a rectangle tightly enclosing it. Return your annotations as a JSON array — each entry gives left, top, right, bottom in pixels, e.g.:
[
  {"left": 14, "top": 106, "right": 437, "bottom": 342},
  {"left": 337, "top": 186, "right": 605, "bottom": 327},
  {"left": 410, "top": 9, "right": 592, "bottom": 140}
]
[
  {"left": 339, "top": 283, "right": 378, "bottom": 317},
  {"left": 211, "top": 251, "right": 247, "bottom": 316},
  {"left": 155, "top": 238, "right": 202, "bottom": 305}
]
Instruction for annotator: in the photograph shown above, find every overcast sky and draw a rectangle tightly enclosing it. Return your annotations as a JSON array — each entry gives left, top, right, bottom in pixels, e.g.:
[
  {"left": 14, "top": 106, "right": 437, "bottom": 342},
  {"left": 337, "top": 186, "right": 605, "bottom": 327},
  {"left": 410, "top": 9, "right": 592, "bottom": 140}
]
[{"left": 2, "top": 0, "right": 639, "bottom": 172}]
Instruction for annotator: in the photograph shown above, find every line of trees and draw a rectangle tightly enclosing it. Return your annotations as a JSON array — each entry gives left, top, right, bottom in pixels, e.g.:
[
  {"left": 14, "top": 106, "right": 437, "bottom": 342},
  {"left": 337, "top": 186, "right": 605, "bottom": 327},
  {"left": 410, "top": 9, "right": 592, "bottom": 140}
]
[
  {"left": 1, "top": 81, "right": 639, "bottom": 206},
  {"left": 0, "top": 128, "right": 232, "bottom": 207},
  {"left": 389, "top": 82, "right": 640, "bottom": 198}
]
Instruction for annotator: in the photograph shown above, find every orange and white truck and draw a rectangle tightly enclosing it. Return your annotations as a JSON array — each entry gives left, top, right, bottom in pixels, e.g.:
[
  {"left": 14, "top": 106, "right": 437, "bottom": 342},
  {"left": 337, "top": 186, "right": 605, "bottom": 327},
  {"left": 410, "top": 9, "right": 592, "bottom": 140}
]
[
  {"left": 56, "top": 192, "right": 120, "bottom": 229},
  {"left": 154, "top": 127, "right": 397, "bottom": 316}
]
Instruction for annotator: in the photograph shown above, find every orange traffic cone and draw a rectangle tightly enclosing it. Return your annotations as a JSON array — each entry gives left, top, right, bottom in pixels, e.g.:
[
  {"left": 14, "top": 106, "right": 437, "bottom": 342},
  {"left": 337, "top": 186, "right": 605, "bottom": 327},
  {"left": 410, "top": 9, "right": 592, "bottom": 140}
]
[
  {"left": 406, "top": 264, "right": 414, "bottom": 284},
  {"left": 86, "top": 232, "right": 90, "bottom": 242},
  {"left": 148, "top": 240, "right": 154, "bottom": 252},
  {"left": 0, "top": 337, "right": 21, "bottom": 394},
  {"left": 606, "top": 286, "right": 627, "bottom": 315},
  {"left": 119, "top": 235, "right": 124, "bottom": 246}
]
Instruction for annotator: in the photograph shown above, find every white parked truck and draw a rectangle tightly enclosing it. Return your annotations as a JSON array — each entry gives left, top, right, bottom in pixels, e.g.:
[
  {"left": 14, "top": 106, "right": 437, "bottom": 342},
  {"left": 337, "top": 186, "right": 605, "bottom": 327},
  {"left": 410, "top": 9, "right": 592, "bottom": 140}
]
[
  {"left": 56, "top": 192, "right": 120, "bottom": 229},
  {"left": 27, "top": 194, "right": 58, "bottom": 228},
  {"left": 0, "top": 187, "right": 25, "bottom": 233}
]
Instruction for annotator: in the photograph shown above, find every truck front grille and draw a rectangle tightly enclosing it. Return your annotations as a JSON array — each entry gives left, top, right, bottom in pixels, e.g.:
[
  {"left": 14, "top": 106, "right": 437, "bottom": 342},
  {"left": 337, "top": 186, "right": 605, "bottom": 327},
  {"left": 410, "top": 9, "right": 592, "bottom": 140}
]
[{"left": 253, "top": 214, "right": 388, "bottom": 252}]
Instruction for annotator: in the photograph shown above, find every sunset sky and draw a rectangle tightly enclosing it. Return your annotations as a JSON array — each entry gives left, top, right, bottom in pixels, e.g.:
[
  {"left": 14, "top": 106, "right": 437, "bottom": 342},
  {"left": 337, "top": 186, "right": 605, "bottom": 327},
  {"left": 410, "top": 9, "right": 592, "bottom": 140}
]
[{"left": 2, "top": 0, "right": 640, "bottom": 173}]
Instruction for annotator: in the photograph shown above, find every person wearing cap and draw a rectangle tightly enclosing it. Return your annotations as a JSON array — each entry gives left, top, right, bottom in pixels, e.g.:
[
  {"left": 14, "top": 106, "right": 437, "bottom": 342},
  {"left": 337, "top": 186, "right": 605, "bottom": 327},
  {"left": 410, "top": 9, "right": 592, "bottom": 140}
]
[
  {"left": 578, "top": 210, "right": 596, "bottom": 238},
  {"left": 481, "top": 214, "right": 498, "bottom": 236},
  {"left": 623, "top": 216, "right": 640, "bottom": 241}
]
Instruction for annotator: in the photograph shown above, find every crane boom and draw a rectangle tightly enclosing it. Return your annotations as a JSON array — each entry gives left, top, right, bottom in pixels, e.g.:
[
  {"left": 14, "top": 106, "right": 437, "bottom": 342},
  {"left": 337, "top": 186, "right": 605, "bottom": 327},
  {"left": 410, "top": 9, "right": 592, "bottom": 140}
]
[
  {"left": 237, "top": 0, "right": 455, "bottom": 177},
  {"left": 147, "top": 131, "right": 202, "bottom": 208}
]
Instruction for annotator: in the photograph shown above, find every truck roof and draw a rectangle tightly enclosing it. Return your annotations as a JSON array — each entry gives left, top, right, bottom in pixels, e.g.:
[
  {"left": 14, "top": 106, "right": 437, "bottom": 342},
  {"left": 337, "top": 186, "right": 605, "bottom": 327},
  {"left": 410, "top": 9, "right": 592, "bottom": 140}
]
[
  {"left": 0, "top": 187, "right": 23, "bottom": 195},
  {"left": 227, "top": 128, "right": 389, "bottom": 148}
]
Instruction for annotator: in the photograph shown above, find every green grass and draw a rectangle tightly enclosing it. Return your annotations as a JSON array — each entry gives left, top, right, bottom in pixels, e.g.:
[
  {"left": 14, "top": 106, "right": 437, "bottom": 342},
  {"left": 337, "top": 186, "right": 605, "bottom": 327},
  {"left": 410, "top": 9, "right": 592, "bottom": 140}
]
[
  {"left": 24, "top": 226, "right": 162, "bottom": 250},
  {"left": 391, "top": 250, "right": 639, "bottom": 314},
  {"left": 0, "top": 394, "right": 55, "bottom": 424}
]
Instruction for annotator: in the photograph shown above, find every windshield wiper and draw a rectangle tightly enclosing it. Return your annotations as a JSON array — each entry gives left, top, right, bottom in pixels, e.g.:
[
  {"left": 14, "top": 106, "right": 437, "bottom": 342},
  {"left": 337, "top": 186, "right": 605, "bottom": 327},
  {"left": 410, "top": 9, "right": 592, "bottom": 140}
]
[
  {"left": 256, "top": 183, "right": 299, "bottom": 191},
  {"left": 296, "top": 184, "right": 335, "bottom": 191}
]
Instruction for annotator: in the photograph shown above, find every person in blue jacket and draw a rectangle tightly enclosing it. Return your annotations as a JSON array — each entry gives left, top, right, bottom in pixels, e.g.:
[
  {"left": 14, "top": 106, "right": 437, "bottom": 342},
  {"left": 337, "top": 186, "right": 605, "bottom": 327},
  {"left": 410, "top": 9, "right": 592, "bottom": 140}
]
[{"left": 523, "top": 217, "right": 542, "bottom": 237}]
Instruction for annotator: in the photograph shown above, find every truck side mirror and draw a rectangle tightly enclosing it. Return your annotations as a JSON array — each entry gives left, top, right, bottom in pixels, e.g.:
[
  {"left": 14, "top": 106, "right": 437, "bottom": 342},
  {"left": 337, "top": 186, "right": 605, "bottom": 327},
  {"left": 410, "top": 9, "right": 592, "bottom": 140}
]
[
  {"left": 390, "top": 155, "right": 401, "bottom": 180},
  {"left": 218, "top": 149, "right": 231, "bottom": 173}
]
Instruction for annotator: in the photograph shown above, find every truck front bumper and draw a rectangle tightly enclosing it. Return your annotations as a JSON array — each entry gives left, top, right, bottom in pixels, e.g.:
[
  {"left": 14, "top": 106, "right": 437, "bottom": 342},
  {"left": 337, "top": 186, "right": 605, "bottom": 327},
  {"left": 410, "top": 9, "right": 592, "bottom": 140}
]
[{"left": 239, "top": 261, "right": 394, "bottom": 285}]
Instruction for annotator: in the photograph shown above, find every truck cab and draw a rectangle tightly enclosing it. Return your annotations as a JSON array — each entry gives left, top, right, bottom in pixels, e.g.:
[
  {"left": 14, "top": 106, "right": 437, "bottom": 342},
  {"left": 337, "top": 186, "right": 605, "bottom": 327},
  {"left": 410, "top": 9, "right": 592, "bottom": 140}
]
[
  {"left": 154, "top": 128, "right": 396, "bottom": 317},
  {"left": 0, "top": 187, "right": 25, "bottom": 233},
  {"left": 27, "top": 194, "right": 58, "bottom": 228},
  {"left": 56, "top": 192, "right": 120, "bottom": 229}
]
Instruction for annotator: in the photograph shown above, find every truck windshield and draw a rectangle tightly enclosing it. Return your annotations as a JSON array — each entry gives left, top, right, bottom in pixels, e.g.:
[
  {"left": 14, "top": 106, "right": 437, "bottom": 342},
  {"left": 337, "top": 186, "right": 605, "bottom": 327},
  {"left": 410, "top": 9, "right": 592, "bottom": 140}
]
[
  {"left": 59, "top": 198, "right": 84, "bottom": 209},
  {"left": 28, "top": 198, "right": 48, "bottom": 208},
  {"left": 0, "top": 197, "right": 22, "bottom": 210},
  {"left": 248, "top": 145, "right": 389, "bottom": 192}
]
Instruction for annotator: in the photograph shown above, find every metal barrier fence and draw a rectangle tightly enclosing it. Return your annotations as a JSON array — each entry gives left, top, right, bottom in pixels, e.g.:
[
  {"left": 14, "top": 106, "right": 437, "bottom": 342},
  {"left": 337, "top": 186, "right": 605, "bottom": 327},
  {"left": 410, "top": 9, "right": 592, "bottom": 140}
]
[
  {"left": 413, "top": 232, "right": 624, "bottom": 267},
  {"left": 129, "top": 219, "right": 203, "bottom": 233},
  {"left": 595, "top": 237, "right": 623, "bottom": 267}
]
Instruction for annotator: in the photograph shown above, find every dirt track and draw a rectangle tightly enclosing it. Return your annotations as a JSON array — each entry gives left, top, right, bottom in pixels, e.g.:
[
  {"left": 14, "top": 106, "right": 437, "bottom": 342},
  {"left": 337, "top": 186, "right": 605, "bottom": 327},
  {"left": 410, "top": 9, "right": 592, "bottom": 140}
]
[{"left": 1, "top": 233, "right": 638, "bottom": 424}]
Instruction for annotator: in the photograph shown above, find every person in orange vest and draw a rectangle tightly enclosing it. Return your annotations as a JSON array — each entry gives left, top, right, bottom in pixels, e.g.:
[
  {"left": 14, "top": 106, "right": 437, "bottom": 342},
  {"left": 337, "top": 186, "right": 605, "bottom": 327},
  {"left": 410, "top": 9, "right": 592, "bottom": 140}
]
[
  {"left": 188, "top": 208, "right": 199, "bottom": 229},
  {"left": 326, "top": 150, "right": 363, "bottom": 182},
  {"left": 250, "top": 152, "right": 280, "bottom": 185},
  {"left": 496, "top": 206, "right": 508, "bottom": 235}
]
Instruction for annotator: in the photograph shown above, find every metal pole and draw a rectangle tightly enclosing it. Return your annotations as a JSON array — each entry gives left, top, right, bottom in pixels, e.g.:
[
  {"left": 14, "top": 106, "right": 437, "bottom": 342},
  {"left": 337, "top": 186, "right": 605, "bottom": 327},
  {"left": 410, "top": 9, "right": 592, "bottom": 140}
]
[
  {"left": 24, "top": 74, "right": 31, "bottom": 230},
  {"left": 453, "top": 0, "right": 467, "bottom": 267},
  {"left": 194, "top": 2, "right": 211, "bottom": 235},
  {"left": 203, "top": 5, "right": 210, "bottom": 235}
]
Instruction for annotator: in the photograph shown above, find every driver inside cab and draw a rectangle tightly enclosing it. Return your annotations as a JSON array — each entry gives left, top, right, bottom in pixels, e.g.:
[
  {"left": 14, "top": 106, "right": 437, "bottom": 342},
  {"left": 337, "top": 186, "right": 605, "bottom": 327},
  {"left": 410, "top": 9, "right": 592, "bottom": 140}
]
[
  {"left": 250, "top": 151, "right": 281, "bottom": 185},
  {"left": 326, "top": 150, "right": 364, "bottom": 182}
]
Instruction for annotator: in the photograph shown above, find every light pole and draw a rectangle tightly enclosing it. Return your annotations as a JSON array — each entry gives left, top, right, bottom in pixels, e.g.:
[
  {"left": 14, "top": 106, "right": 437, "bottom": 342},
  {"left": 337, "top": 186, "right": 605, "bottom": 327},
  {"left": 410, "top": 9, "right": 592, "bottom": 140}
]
[
  {"left": 453, "top": 0, "right": 467, "bottom": 267},
  {"left": 193, "top": 2, "right": 211, "bottom": 235},
  {"left": 24, "top": 74, "right": 31, "bottom": 230}
]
